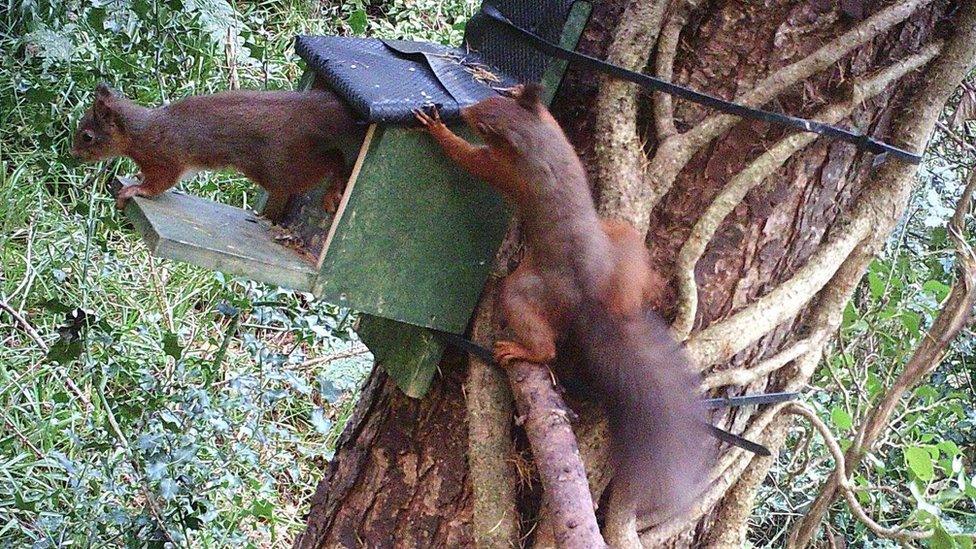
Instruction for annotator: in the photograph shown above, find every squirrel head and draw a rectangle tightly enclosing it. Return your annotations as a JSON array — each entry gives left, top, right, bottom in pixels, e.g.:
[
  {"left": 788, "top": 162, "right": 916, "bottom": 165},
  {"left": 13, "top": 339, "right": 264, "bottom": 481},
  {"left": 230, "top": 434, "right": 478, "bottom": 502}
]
[
  {"left": 71, "top": 83, "right": 127, "bottom": 162},
  {"left": 460, "top": 83, "right": 549, "bottom": 155}
]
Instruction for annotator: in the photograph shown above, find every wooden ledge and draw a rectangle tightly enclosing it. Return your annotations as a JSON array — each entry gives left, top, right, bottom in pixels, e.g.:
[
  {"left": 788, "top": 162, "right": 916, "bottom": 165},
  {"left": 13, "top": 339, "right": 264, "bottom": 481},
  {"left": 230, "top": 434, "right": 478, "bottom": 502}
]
[{"left": 112, "top": 177, "right": 319, "bottom": 292}]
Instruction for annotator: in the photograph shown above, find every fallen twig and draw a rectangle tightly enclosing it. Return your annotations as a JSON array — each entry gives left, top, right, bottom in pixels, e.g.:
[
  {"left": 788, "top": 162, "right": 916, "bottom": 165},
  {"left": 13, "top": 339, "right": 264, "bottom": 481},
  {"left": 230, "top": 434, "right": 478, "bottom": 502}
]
[{"left": 0, "top": 298, "right": 48, "bottom": 352}]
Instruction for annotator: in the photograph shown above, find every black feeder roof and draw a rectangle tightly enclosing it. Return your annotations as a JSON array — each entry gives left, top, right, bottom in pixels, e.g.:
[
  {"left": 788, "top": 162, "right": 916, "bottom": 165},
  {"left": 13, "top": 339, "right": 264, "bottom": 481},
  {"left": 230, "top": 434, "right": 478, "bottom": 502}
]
[{"left": 294, "top": 0, "right": 578, "bottom": 125}]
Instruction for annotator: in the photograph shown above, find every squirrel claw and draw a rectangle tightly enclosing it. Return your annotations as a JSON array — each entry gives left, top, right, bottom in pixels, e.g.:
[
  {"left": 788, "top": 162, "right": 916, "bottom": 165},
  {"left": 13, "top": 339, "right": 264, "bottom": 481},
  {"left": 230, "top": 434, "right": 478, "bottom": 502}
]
[
  {"left": 115, "top": 185, "right": 142, "bottom": 209},
  {"left": 413, "top": 105, "right": 442, "bottom": 128}
]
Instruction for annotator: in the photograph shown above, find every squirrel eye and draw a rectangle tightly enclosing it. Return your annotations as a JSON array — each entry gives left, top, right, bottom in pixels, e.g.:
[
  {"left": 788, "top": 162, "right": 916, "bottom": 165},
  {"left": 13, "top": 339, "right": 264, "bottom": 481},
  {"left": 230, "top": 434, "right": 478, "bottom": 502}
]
[{"left": 82, "top": 131, "right": 95, "bottom": 143}]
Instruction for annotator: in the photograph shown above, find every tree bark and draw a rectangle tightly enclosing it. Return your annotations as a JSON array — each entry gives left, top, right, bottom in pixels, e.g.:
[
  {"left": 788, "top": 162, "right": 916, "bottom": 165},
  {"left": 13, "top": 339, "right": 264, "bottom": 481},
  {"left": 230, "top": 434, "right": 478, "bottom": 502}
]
[
  {"left": 298, "top": 1, "right": 958, "bottom": 547},
  {"left": 294, "top": 358, "right": 473, "bottom": 548}
]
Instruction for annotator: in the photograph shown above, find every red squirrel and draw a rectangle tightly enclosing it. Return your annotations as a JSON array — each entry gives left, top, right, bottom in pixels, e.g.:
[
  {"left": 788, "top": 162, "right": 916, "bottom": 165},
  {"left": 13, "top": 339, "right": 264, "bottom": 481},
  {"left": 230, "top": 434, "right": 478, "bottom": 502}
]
[
  {"left": 415, "top": 85, "right": 712, "bottom": 513},
  {"left": 71, "top": 83, "right": 364, "bottom": 221}
]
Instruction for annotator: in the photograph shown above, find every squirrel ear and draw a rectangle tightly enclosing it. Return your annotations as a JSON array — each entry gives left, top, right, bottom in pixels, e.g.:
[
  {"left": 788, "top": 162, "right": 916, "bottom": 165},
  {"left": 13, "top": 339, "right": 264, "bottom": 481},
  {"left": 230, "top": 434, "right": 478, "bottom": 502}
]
[
  {"left": 93, "top": 94, "right": 115, "bottom": 123},
  {"left": 95, "top": 82, "right": 115, "bottom": 99},
  {"left": 515, "top": 83, "right": 544, "bottom": 110},
  {"left": 93, "top": 83, "right": 118, "bottom": 122}
]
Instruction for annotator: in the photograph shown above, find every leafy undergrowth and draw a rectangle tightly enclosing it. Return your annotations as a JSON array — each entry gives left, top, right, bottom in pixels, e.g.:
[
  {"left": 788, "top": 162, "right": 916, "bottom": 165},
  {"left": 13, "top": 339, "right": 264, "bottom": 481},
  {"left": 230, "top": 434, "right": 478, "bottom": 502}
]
[{"left": 0, "top": 0, "right": 474, "bottom": 546}]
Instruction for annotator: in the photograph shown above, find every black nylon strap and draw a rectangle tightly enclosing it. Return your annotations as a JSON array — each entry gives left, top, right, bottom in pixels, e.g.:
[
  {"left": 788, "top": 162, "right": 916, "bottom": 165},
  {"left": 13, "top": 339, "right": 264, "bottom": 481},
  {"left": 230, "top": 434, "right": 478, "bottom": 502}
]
[
  {"left": 703, "top": 392, "right": 799, "bottom": 409},
  {"left": 709, "top": 425, "right": 771, "bottom": 456},
  {"left": 480, "top": 3, "right": 923, "bottom": 165},
  {"left": 431, "top": 329, "right": 497, "bottom": 365}
]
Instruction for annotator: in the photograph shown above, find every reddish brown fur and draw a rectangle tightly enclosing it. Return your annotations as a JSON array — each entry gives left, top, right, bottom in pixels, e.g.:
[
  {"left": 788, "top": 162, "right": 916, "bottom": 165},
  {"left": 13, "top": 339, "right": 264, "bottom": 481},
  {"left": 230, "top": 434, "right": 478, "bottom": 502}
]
[
  {"left": 72, "top": 83, "right": 364, "bottom": 221},
  {"left": 415, "top": 85, "right": 712, "bottom": 514}
]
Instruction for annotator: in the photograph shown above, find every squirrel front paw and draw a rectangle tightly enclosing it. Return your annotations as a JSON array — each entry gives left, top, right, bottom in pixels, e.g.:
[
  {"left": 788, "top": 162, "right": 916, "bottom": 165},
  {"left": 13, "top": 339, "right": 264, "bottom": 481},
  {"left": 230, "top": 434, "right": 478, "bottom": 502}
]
[
  {"left": 115, "top": 184, "right": 146, "bottom": 209},
  {"left": 413, "top": 106, "right": 446, "bottom": 133}
]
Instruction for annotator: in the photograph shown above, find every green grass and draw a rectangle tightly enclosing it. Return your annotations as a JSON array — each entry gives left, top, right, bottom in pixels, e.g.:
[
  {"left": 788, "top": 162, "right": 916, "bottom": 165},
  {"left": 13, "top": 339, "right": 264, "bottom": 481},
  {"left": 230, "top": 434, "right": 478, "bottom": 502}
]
[{"left": 0, "top": 0, "right": 475, "bottom": 546}]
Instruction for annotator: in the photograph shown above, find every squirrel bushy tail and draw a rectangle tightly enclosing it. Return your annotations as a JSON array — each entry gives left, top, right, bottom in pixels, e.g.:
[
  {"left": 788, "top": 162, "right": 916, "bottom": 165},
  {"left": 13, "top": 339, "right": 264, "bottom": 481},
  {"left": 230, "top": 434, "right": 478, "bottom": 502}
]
[{"left": 571, "top": 302, "right": 712, "bottom": 513}]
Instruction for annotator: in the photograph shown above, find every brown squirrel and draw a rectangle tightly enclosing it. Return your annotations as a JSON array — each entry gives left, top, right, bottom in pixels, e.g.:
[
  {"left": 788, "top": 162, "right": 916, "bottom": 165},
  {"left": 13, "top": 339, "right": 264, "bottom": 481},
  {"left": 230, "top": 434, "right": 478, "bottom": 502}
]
[
  {"left": 71, "top": 83, "right": 364, "bottom": 221},
  {"left": 415, "top": 85, "right": 712, "bottom": 513}
]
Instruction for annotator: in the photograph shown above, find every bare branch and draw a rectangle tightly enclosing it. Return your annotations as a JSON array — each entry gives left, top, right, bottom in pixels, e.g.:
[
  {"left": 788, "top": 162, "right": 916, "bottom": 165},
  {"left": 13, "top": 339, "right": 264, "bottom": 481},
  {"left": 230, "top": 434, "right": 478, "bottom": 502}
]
[
  {"left": 2, "top": 414, "right": 43, "bottom": 458},
  {"left": 9, "top": 223, "right": 36, "bottom": 308},
  {"left": 507, "top": 361, "right": 606, "bottom": 549},
  {"left": 604, "top": 489, "right": 642, "bottom": 549},
  {"left": 936, "top": 120, "right": 976, "bottom": 155},
  {"left": 467, "top": 278, "right": 520, "bottom": 548},
  {"left": 792, "top": 158, "right": 976, "bottom": 549},
  {"left": 641, "top": 0, "right": 936, "bottom": 226},
  {"left": 785, "top": 402, "right": 931, "bottom": 542},
  {"left": 672, "top": 44, "right": 942, "bottom": 338},
  {"left": 464, "top": 222, "right": 523, "bottom": 547},
  {"left": 533, "top": 402, "right": 614, "bottom": 548},
  {"left": 686, "top": 62, "right": 962, "bottom": 368},
  {"left": 702, "top": 416, "right": 787, "bottom": 547},
  {"left": 700, "top": 333, "right": 821, "bottom": 390},
  {"left": 643, "top": 339, "right": 829, "bottom": 543},
  {"left": 147, "top": 255, "right": 175, "bottom": 334},
  {"left": 593, "top": 0, "right": 670, "bottom": 228},
  {"left": 300, "top": 344, "right": 369, "bottom": 367},
  {"left": 641, "top": 228, "right": 879, "bottom": 542},
  {"left": 686, "top": 0, "right": 937, "bottom": 152},
  {"left": 639, "top": 401, "right": 790, "bottom": 543},
  {"left": 685, "top": 214, "right": 872, "bottom": 369},
  {"left": 653, "top": 1, "right": 701, "bottom": 140},
  {"left": 0, "top": 298, "right": 48, "bottom": 353},
  {"left": 98, "top": 385, "right": 179, "bottom": 545},
  {"left": 0, "top": 298, "right": 92, "bottom": 410}
]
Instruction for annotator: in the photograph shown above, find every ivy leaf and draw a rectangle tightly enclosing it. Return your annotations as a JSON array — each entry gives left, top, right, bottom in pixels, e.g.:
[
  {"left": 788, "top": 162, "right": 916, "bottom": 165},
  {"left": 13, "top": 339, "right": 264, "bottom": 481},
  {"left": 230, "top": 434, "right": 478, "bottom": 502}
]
[
  {"left": 905, "top": 446, "right": 935, "bottom": 483},
  {"left": 965, "top": 475, "right": 976, "bottom": 498},
  {"left": 162, "top": 331, "right": 183, "bottom": 361},
  {"left": 901, "top": 311, "right": 921, "bottom": 335},
  {"left": 830, "top": 407, "right": 853, "bottom": 432},
  {"left": 159, "top": 477, "right": 178, "bottom": 500},
  {"left": 47, "top": 338, "right": 84, "bottom": 365},
  {"left": 923, "top": 279, "right": 951, "bottom": 302},
  {"left": 46, "top": 308, "right": 96, "bottom": 364},
  {"left": 131, "top": 0, "right": 151, "bottom": 18},
  {"left": 841, "top": 302, "right": 858, "bottom": 329},
  {"left": 348, "top": 9, "right": 367, "bottom": 34},
  {"left": 930, "top": 527, "right": 953, "bottom": 549},
  {"left": 867, "top": 271, "right": 885, "bottom": 299},
  {"left": 317, "top": 376, "right": 343, "bottom": 402},
  {"left": 251, "top": 499, "right": 273, "bottom": 520},
  {"left": 310, "top": 408, "right": 333, "bottom": 435},
  {"left": 14, "top": 492, "right": 38, "bottom": 512},
  {"left": 38, "top": 298, "right": 73, "bottom": 314},
  {"left": 915, "top": 384, "right": 939, "bottom": 402},
  {"left": 216, "top": 301, "right": 240, "bottom": 317},
  {"left": 87, "top": 7, "right": 107, "bottom": 30},
  {"left": 938, "top": 440, "right": 960, "bottom": 459}
]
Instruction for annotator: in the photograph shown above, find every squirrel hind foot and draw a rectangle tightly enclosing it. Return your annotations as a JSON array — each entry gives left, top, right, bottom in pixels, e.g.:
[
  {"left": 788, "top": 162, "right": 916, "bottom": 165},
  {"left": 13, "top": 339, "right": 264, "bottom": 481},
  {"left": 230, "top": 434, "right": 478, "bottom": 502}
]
[{"left": 493, "top": 340, "right": 555, "bottom": 367}]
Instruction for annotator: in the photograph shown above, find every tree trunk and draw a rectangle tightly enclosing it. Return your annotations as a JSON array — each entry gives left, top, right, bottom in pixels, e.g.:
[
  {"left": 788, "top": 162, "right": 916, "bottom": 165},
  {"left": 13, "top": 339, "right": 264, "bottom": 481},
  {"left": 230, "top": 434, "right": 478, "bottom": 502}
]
[
  {"left": 297, "top": 1, "right": 957, "bottom": 547},
  {"left": 294, "top": 355, "right": 473, "bottom": 547}
]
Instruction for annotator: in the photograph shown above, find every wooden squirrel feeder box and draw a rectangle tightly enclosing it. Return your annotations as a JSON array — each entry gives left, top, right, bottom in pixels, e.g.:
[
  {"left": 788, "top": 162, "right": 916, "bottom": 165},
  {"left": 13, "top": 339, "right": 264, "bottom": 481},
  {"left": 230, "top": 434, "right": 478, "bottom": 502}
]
[{"left": 118, "top": 1, "right": 591, "bottom": 396}]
